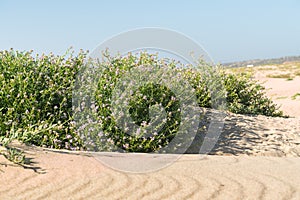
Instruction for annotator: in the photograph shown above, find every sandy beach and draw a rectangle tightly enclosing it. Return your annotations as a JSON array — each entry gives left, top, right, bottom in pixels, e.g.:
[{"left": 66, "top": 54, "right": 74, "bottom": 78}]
[
  {"left": 1, "top": 147, "right": 300, "bottom": 200},
  {"left": 1, "top": 65, "right": 300, "bottom": 200}
]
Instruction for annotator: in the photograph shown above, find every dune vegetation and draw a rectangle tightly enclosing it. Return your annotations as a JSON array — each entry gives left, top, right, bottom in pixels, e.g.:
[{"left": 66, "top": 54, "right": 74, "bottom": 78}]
[{"left": 0, "top": 49, "right": 284, "bottom": 163}]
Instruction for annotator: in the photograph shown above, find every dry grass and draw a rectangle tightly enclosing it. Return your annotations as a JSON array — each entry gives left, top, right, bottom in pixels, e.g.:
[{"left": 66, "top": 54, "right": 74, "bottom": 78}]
[
  {"left": 291, "top": 93, "right": 300, "bottom": 100},
  {"left": 266, "top": 74, "right": 293, "bottom": 79},
  {"left": 225, "top": 62, "right": 300, "bottom": 81},
  {"left": 276, "top": 96, "right": 288, "bottom": 100}
]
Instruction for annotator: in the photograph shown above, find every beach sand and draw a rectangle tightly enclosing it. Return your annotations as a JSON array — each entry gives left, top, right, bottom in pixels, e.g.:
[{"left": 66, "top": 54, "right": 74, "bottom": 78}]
[
  {"left": 1, "top": 65, "right": 300, "bottom": 199},
  {"left": 254, "top": 64, "right": 300, "bottom": 118},
  {"left": 1, "top": 147, "right": 300, "bottom": 200}
]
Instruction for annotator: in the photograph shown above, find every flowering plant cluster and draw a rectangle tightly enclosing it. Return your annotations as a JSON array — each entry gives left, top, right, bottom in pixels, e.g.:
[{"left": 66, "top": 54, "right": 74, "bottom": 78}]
[
  {"left": 0, "top": 48, "right": 86, "bottom": 150},
  {"left": 0, "top": 49, "right": 283, "bottom": 153},
  {"left": 74, "top": 52, "right": 283, "bottom": 153}
]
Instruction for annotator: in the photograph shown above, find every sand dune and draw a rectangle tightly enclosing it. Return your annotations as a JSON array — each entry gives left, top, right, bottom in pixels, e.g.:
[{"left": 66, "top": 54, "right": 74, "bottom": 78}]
[
  {"left": 1, "top": 110, "right": 300, "bottom": 200},
  {"left": 1, "top": 65, "right": 300, "bottom": 199},
  {"left": 254, "top": 65, "right": 300, "bottom": 118},
  {"left": 1, "top": 147, "right": 300, "bottom": 200}
]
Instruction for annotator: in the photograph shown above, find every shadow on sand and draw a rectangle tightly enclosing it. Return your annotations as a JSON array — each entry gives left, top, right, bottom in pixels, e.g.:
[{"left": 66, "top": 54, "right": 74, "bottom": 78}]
[{"left": 186, "top": 109, "right": 271, "bottom": 155}]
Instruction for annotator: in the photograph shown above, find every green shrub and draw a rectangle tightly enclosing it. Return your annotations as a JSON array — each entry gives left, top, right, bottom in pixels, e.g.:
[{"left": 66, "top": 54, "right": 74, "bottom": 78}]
[
  {"left": 0, "top": 49, "right": 86, "bottom": 150},
  {"left": 87, "top": 52, "right": 194, "bottom": 152},
  {"left": 0, "top": 49, "right": 284, "bottom": 153},
  {"left": 79, "top": 52, "right": 283, "bottom": 152},
  {"left": 222, "top": 72, "right": 283, "bottom": 116}
]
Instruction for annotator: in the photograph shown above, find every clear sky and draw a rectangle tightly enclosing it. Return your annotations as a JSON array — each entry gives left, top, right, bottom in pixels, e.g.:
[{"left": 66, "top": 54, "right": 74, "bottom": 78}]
[{"left": 1, "top": 0, "right": 299, "bottom": 63}]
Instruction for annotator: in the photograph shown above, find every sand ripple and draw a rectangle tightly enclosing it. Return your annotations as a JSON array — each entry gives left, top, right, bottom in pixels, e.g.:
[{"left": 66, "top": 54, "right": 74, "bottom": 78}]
[
  {"left": 1, "top": 109, "right": 300, "bottom": 199},
  {"left": 1, "top": 150, "right": 300, "bottom": 200}
]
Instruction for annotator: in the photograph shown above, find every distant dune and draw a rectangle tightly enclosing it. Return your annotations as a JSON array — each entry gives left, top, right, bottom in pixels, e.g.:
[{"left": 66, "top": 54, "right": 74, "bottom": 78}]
[{"left": 223, "top": 55, "right": 300, "bottom": 68}]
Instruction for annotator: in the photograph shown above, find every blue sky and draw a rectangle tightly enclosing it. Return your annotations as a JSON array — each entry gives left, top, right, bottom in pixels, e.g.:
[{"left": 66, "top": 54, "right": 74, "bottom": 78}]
[{"left": 0, "top": 0, "right": 299, "bottom": 63}]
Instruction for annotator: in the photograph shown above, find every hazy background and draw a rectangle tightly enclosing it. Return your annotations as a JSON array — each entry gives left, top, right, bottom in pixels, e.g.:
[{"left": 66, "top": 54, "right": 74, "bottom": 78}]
[{"left": 0, "top": 0, "right": 299, "bottom": 63}]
